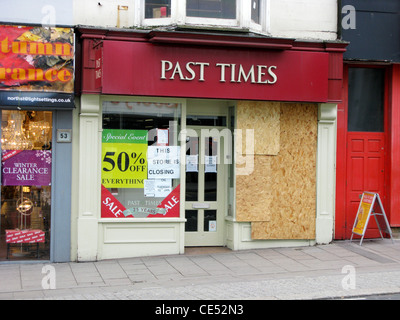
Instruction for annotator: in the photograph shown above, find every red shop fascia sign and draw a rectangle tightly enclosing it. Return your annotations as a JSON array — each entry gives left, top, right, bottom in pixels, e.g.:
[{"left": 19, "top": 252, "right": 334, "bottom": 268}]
[{"left": 78, "top": 29, "right": 347, "bottom": 103}]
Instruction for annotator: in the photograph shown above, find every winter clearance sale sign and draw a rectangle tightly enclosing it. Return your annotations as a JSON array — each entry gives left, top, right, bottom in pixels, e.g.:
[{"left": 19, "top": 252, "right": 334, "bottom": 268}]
[{"left": 2, "top": 150, "right": 51, "bottom": 186}]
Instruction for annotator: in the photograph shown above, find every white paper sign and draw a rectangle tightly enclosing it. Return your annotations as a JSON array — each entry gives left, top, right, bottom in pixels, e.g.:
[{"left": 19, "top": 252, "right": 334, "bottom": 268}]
[
  {"left": 209, "top": 220, "right": 217, "bottom": 232},
  {"left": 147, "top": 146, "right": 181, "bottom": 179},
  {"left": 144, "top": 179, "right": 172, "bottom": 198},
  {"left": 204, "top": 155, "right": 217, "bottom": 173},
  {"left": 144, "top": 179, "right": 155, "bottom": 197},
  {"left": 154, "top": 179, "right": 172, "bottom": 197},
  {"left": 157, "top": 129, "right": 169, "bottom": 146},
  {"left": 186, "top": 155, "right": 198, "bottom": 172}
]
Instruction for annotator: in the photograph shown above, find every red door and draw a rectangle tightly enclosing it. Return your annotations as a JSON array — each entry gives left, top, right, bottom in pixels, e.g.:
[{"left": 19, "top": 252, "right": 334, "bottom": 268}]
[
  {"left": 345, "top": 132, "right": 385, "bottom": 238},
  {"left": 338, "top": 66, "right": 387, "bottom": 239}
]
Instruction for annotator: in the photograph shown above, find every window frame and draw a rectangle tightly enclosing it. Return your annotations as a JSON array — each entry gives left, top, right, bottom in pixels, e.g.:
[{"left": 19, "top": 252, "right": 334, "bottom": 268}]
[
  {"left": 248, "top": 0, "right": 269, "bottom": 34},
  {"left": 140, "top": 0, "right": 269, "bottom": 33},
  {"left": 141, "top": 0, "right": 175, "bottom": 27},
  {"left": 184, "top": 0, "right": 240, "bottom": 27}
]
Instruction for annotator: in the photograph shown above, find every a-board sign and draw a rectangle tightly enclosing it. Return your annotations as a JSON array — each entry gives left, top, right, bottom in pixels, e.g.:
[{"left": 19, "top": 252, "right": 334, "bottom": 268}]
[{"left": 351, "top": 192, "right": 393, "bottom": 245}]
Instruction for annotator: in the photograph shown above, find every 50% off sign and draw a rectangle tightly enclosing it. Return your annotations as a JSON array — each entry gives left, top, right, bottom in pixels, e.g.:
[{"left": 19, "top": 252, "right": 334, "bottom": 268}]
[{"left": 101, "top": 130, "right": 148, "bottom": 188}]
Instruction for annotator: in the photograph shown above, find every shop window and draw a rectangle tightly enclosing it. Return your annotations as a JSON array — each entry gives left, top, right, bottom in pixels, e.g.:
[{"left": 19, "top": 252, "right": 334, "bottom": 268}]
[
  {"left": 142, "top": 0, "right": 268, "bottom": 32},
  {"left": 0, "top": 110, "right": 52, "bottom": 261},
  {"left": 101, "top": 101, "right": 181, "bottom": 219},
  {"left": 186, "top": 0, "right": 236, "bottom": 19},
  {"left": 145, "top": 0, "right": 171, "bottom": 18}
]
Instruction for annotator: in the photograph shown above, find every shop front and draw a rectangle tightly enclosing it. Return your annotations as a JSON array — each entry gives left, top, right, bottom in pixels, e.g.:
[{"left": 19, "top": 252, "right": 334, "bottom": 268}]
[
  {"left": 76, "top": 27, "right": 346, "bottom": 261},
  {"left": 336, "top": 1, "right": 400, "bottom": 240},
  {"left": 0, "top": 25, "right": 74, "bottom": 262}
]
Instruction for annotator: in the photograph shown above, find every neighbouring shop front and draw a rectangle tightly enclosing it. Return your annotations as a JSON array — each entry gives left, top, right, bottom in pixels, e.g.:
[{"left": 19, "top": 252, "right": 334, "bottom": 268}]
[
  {"left": 0, "top": 24, "right": 74, "bottom": 262},
  {"left": 336, "top": 1, "right": 400, "bottom": 240},
  {"left": 76, "top": 27, "right": 346, "bottom": 261}
]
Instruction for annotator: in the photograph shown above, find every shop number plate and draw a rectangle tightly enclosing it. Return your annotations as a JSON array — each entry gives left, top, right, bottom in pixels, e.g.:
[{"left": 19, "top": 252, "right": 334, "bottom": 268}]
[{"left": 57, "top": 129, "right": 72, "bottom": 143}]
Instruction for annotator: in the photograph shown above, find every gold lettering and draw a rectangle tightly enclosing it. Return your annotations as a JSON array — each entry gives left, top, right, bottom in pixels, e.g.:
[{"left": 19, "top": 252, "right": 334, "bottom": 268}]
[
  {"left": 0, "top": 37, "right": 72, "bottom": 56},
  {"left": 1, "top": 37, "right": 10, "bottom": 53},
  {"left": 54, "top": 43, "right": 71, "bottom": 56},
  {"left": 44, "top": 69, "right": 58, "bottom": 82},
  {"left": 30, "top": 42, "right": 53, "bottom": 55},
  {"left": 0, "top": 67, "right": 72, "bottom": 82},
  {"left": 28, "top": 68, "right": 44, "bottom": 81},
  {"left": 0, "top": 68, "right": 6, "bottom": 80},
  {"left": 11, "top": 68, "right": 26, "bottom": 80},
  {"left": 57, "top": 69, "right": 72, "bottom": 82},
  {"left": 12, "top": 41, "right": 27, "bottom": 54}
]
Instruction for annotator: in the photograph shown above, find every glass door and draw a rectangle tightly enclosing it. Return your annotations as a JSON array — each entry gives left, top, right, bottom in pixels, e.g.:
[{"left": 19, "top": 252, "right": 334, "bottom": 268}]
[
  {"left": 0, "top": 110, "right": 52, "bottom": 260},
  {"left": 185, "top": 127, "right": 227, "bottom": 246}
]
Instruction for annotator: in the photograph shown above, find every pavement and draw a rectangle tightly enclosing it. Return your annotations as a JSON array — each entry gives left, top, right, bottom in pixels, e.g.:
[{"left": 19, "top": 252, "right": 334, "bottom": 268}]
[{"left": 1, "top": 239, "right": 400, "bottom": 301}]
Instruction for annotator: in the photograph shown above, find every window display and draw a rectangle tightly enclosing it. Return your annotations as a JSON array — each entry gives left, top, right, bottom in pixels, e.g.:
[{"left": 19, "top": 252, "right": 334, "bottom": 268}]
[
  {"left": 101, "top": 101, "right": 181, "bottom": 219},
  {"left": 0, "top": 110, "right": 52, "bottom": 260}
]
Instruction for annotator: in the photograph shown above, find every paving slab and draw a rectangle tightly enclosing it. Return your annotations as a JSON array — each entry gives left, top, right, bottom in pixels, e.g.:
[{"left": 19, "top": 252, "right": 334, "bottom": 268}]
[{"left": 0, "top": 240, "right": 400, "bottom": 300}]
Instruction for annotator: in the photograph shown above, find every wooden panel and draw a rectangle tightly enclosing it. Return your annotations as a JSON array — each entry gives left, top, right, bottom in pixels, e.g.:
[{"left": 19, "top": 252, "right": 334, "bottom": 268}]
[
  {"left": 236, "top": 101, "right": 280, "bottom": 155},
  {"left": 236, "top": 102, "right": 318, "bottom": 239},
  {"left": 236, "top": 155, "right": 272, "bottom": 222},
  {"left": 345, "top": 132, "right": 385, "bottom": 238},
  {"left": 103, "top": 223, "right": 178, "bottom": 243},
  {"left": 350, "top": 157, "right": 364, "bottom": 191},
  {"left": 351, "top": 139, "right": 364, "bottom": 152},
  {"left": 367, "top": 139, "right": 381, "bottom": 153},
  {"left": 366, "top": 157, "right": 382, "bottom": 190}
]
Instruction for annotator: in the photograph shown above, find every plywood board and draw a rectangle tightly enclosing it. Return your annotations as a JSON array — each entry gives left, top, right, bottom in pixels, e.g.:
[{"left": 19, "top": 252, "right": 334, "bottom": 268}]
[
  {"left": 236, "top": 101, "right": 280, "bottom": 155},
  {"left": 235, "top": 102, "right": 317, "bottom": 240},
  {"left": 251, "top": 218, "right": 315, "bottom": 240},
  {"left": 236, "top": 155, "right": 273, "bottom": 222}
]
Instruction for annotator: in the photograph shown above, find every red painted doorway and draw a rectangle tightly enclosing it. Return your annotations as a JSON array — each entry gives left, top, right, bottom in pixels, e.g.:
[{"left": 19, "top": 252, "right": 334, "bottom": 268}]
[{"left": 336, "top": 65, "right": 388, "bottom": 239}]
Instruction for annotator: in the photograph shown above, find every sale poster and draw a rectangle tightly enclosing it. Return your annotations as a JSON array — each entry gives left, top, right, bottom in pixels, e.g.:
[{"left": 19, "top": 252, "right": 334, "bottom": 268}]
[
  {"left": 101, "top": 129, "right": 148, "bottom": 188},
  {"left": 101, "top": 184, "right": 127, "bottom": 218},
  {"left": 101, "top": 129, "right": 181, "bottom": 219},
  {"left": 101, "top": 184, "right": 180, "bottom": 218},
  {"left": 2, "top": 150, "right": 51, "bottom": 186},
  {"left": 155, "top": 184, "right": 180, "bottom": 218}
]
